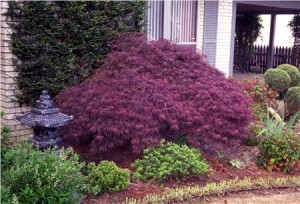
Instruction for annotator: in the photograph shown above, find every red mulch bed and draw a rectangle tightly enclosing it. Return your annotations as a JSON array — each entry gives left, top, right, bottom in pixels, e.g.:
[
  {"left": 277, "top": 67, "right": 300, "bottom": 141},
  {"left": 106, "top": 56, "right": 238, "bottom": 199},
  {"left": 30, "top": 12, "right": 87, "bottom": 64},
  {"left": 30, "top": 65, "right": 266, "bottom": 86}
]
[{"left": 60, "top": 141, "right": 300, "bottom": 204}]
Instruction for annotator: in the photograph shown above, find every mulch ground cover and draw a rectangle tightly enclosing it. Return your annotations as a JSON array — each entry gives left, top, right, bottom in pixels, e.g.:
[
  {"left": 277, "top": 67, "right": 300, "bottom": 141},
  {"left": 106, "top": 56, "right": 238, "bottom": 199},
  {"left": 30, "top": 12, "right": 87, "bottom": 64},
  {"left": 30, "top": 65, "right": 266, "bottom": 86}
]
[{"left": 60, "top": 141, "right": 300, "bottom": 204}]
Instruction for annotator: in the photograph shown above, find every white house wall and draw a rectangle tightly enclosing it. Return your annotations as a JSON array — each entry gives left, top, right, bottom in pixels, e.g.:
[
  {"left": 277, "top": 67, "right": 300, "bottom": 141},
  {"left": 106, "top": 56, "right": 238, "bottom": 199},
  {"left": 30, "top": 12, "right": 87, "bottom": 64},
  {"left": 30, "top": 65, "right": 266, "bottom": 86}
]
[
  {"left": 202, "top": 0, "right": 234, "bottom": 76},
  {"left": 196, "top": 0, "right": 205, "bottom": 50}
]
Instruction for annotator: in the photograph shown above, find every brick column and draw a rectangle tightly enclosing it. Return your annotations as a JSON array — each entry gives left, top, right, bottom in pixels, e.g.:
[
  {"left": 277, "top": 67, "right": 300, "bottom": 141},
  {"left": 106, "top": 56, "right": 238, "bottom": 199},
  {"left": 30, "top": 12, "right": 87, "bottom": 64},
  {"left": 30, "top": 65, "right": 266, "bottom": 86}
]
[
  {"left": 1, "top": 1, "right": 32, "bottom": 139},
  {"left": 215, "top": 0, "right": 234, "bottom": 76}
]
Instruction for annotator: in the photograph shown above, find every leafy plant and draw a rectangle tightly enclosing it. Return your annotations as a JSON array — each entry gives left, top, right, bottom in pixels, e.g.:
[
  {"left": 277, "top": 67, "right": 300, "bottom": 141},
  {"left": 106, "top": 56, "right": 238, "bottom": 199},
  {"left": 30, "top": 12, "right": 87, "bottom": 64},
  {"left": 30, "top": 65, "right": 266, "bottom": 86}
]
[
  {"left": 87, "top": 161, "right": 130, "bottom": 195},
  {"left": 6, "top": 1, "right": 146, "bottom": 105},
  {"left": 216, "top": 151, "right": 244, "bottom": 169},
  {"left": 258, "top": 110, "right": 299, "bottom": 137},
  {"left": 257, "top": 131, "right": 300, "bottom": 172},
  {"left": 277, "top": 64, "right": 300, "bottom": 87},
  {"left": 242, "top": 79, "right": 278, "bottom": 109},
  {"left": 56, "top": 33, "right": 252, "bottom": 155},
  {"left": 131, "top": 140, "right": 209, "bottom": 181},
  {"left": 242, "top": 79, "right": 278, "bottom": 122},
  {"left": 264, "top": 68, "right": 291, "bottom": 94},
  {"left": 228, "top": 159, "right": 243, "bottom": 169},
  {"left": 1, "top": 142, "right": 87, "bottom": 204},
  {"left": 257, "top": 111, "right": 300, "bottom": 172}
]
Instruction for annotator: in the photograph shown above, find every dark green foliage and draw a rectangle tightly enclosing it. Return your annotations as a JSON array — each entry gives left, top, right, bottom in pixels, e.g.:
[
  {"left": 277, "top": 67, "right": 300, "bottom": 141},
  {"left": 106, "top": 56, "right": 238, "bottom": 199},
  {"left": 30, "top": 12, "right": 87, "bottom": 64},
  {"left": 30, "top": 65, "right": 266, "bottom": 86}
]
[
  {"left": 289, "top": 14, "right": 300, "bottom": 48},
  {"left": 235, "top": 15, "right": 263, "bottom": 70},
  {"left": 285, "top": 87, "right": 300, "bottom": 115},
  {"left": 264, "top": 68, "right": 291, "bottom": 93},
  {"left": 132, "top": 140, "right": 209, "bottom": 182},
  {"left": 1, "top": 143, "right": 87, "bottom": 203},
  {"left": 6, "top": 1, "right": 145, "bottom": 105},
  {"left": 87, "top": 161, "right": 130, "bottom": 195},
  {"left": 277, "top": 64, "right": 300, "bottom": 87},
  {"left": 1, "top": 112, "right": 12, "bottom": 168}
]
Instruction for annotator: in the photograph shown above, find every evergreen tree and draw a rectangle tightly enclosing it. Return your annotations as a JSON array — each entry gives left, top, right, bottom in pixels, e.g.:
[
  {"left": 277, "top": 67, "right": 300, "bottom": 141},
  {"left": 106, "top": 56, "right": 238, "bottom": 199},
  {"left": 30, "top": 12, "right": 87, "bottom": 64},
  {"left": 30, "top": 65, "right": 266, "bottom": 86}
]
[
  {"left": 235, "top": 14, "right": 263, "bottom": 71},
  {"left": 6, "top": 1, "right": 145, "bottom": 105}
]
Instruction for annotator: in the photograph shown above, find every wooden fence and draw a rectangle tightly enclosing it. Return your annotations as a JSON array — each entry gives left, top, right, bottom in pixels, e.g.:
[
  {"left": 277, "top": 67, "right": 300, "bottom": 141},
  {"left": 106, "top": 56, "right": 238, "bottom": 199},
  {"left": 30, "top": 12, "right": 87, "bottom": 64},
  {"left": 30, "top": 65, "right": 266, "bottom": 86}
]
[{"left": 235, "top": 45, "right": 300, "bottom": 73}]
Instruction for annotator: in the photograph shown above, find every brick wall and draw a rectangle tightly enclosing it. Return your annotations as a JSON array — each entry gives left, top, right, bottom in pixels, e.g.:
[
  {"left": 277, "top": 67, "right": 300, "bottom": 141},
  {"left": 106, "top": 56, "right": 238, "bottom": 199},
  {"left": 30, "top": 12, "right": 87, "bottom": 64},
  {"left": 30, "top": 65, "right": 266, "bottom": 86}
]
[{"left": 1, "top": 1, "right": 32, "bottom": 139}]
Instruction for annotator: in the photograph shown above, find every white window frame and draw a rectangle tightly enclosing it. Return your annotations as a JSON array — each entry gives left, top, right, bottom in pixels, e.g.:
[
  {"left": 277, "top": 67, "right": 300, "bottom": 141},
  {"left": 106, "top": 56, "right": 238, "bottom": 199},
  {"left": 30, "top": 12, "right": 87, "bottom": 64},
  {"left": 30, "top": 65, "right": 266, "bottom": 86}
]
[{"left": 147, "top": 0, "right": 198, "bottom": 46}]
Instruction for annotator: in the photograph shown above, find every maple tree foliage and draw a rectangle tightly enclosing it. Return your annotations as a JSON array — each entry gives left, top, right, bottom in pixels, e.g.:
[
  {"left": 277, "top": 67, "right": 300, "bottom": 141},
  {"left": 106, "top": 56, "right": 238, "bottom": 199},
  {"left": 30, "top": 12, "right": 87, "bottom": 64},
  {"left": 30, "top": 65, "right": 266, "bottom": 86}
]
[{"left": 56, "top": 33, "right": 252, "bottom": 154}]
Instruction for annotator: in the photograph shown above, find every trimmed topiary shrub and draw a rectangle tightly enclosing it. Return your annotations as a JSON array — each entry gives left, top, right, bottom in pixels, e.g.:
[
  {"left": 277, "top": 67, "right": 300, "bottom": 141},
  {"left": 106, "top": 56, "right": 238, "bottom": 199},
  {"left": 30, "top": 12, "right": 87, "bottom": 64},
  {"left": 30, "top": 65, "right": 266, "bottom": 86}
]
[
  {"left": 285, "top": 87, "right": 300, "bottom": 115},
  {"left": 264, "top": 68, "right": 291, "bottom": 93},
  {"left": 131, "top": 140, "right": 209, "bottom": 181},
  {"left": 277, "top": 64, "right": 300, "bottom": 87},
  {"left": 87, "top": 161, "right": 130, "bottom": 195},
  {"left": 56, "top": 33, "right": 252, "bottom": 154}
]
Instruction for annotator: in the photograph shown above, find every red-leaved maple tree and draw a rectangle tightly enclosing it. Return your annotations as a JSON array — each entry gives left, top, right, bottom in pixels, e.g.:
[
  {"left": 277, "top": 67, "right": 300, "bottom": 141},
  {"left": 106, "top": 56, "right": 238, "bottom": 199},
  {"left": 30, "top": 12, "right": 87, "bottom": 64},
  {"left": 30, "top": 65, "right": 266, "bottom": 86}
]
[{"left": 56, "top": 33, "right": 252, "bottom": 154}]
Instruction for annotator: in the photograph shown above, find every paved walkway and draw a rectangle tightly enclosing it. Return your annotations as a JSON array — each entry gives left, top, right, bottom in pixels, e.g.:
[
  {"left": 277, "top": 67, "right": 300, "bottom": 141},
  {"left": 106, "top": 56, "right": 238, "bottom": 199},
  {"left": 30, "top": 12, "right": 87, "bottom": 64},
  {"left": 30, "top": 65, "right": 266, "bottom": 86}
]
[{"left": 232, "top": 71, "right": 264, "bottom": 81}]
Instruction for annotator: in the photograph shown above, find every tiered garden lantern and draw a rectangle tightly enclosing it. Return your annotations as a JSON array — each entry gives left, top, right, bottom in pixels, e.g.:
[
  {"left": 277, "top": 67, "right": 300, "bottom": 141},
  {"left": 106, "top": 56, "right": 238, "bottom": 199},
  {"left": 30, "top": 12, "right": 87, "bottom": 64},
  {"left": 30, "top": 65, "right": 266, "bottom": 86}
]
[{"left": 17, "top": 90, "right": 73, "bottom": 149}]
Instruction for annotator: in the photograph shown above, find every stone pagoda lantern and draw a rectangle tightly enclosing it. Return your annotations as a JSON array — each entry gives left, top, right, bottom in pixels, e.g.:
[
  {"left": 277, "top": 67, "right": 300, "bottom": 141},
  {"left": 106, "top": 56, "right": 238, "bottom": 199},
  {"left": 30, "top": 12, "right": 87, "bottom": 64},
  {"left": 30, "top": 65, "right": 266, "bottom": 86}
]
[{"left": 17, "top": 90, "right": 73, "bottom": 149}]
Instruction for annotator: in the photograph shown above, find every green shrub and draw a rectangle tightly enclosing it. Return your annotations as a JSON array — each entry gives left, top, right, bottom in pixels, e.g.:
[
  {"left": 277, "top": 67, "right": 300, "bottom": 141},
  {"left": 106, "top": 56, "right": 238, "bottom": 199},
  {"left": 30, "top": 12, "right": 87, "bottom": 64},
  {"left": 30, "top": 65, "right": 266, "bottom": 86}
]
[
  {"left": 257, "top": 112, "right": 300, "bottom": 172},
  {"left": 257, "top": 131, "right": 300, "bottom": 172},
  {"left": 242, "top": 79, "right": 278, "bottom": 110},
  {"left": 285, "top": 87, "right": 300, "bottom": 115},
  {"left": 87, "top": 161, "right": 130, "bottom": 195},
  {"left": 264, "top": 68, "right": 291, "bottom": 93},
  {"left": 250, "top": 103, "right": 267, "bottom": 122},
  {"left": 1, "top": 112, "right": 13, "bottom": 169},
  {"left": 244, "top": 122, "right": 264, "bottom": 146},
  {"left": 131, "top": 140, "right": 209, "bottom": 182},
  {"left": 1, "top": 143, "right": 87, "bottom": 204},
  {"left": 6, "top": 1, "right": 145, "bottom": 105},
  {"left": 277, "top": 64, "right": 300, "bottom": 87}
]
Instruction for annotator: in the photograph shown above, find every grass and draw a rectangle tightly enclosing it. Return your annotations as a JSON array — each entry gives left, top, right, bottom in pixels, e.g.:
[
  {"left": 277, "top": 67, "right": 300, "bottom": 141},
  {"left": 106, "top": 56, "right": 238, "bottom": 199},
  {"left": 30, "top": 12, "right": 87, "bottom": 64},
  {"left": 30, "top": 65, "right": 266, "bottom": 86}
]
[{"left": 124, "top": 176, "right": 300, "bottom": 204}]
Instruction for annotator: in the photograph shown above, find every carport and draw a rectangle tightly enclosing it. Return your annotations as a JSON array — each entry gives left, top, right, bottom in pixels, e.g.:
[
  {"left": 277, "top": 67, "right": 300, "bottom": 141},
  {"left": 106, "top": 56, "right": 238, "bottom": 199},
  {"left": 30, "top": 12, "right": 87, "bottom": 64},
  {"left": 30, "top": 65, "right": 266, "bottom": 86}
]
[{"left": 234, "top": 1, "right": 300, "bottom": 71}]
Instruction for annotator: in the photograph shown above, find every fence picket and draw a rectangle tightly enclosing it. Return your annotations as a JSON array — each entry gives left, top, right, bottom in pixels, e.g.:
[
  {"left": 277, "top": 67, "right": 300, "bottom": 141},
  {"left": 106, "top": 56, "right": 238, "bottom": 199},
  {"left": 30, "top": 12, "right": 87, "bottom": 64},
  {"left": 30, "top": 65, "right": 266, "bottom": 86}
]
[{"left": 235, "top": 45, "right": 300, "bottom": 72}]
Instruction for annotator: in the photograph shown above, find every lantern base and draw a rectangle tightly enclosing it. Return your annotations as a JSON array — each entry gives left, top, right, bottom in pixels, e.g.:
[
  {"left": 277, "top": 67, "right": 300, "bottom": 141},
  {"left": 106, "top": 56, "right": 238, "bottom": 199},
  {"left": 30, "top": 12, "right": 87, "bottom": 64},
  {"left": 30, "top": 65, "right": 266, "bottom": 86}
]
[{"left": 28, "top": 137, "right": 62, "bottom": 150}]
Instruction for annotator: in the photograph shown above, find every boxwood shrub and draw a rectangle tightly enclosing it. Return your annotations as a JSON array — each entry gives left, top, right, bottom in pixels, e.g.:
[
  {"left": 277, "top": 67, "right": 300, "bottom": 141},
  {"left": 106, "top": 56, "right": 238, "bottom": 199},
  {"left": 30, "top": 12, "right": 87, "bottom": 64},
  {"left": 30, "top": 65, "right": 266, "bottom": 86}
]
[
  {"left": 285, "top": 87, "right": 300, "bottom": 115},
  {"left": 277, "top": 64, "right": 300, "bottom": 87},
  {"left": 264, "top": 68, "right": 291, "bottom": 93},
  {"left": 1, "top": 143, "right": 87, "bottom": 204},
  {"left": 131, "top": 140, "right": 209, "bottom": 181},
  {"left": 87, "top": 161, "right": 130, "bottom": 195}
]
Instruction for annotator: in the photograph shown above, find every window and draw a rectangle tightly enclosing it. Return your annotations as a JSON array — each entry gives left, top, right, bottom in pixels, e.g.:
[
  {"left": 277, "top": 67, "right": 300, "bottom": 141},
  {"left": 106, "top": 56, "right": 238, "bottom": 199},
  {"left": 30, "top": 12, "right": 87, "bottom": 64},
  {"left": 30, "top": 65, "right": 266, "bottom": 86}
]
[{"left": 147, "top": 0, "right": 197, "bottom": 45}]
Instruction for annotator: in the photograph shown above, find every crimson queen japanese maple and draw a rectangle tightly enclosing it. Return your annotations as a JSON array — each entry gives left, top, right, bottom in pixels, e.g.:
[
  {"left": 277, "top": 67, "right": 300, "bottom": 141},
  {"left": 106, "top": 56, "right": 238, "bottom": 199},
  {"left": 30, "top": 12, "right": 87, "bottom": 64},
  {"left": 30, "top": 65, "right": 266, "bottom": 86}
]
[{"left": 56, "top": 33, "right": 252, "bottom": 154}]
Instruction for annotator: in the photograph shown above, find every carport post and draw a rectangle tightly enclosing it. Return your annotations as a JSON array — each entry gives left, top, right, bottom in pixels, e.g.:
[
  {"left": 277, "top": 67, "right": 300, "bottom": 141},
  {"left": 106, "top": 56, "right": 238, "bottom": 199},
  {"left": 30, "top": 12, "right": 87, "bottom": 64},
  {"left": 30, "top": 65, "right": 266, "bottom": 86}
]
[{"left": 267, "top": 14, "right": 276, "bottom": 69}]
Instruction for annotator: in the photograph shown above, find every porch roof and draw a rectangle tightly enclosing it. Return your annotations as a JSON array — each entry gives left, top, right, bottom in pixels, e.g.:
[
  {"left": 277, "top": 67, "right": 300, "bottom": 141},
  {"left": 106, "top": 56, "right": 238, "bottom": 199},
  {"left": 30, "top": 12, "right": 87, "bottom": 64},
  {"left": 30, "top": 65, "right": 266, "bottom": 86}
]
[{"left": 236, "top": 1, "right": 300, "bottom": 14}]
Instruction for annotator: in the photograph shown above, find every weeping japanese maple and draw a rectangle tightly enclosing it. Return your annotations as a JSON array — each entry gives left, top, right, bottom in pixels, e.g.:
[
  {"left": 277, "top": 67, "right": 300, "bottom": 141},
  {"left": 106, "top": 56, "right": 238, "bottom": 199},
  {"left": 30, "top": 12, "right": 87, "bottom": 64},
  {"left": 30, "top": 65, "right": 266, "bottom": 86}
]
[{"left": 56, "top": 33, "right": 252, "bottom": 154}]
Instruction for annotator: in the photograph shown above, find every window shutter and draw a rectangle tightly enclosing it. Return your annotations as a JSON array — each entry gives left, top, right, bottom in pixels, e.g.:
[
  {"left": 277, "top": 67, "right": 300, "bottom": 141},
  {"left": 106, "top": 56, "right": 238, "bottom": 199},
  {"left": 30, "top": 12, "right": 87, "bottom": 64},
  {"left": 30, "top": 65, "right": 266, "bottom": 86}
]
[{"left": 203, "top": 1, "right": 218, "bottom": 66}]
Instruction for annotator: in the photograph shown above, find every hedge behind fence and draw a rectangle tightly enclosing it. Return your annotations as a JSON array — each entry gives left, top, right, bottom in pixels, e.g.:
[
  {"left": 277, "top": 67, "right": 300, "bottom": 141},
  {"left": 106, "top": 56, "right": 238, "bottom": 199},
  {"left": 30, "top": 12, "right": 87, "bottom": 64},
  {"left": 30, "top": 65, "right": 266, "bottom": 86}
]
[{"left": 6, "top": 1, "right": 145, "bottom": 105}]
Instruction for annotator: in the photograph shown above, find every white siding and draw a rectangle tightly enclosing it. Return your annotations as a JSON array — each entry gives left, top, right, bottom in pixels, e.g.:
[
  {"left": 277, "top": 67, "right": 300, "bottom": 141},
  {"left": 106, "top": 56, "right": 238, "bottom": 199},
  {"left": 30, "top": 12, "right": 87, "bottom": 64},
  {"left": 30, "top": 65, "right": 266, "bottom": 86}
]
[{"left": 196, "top": 0, "right": 205, "bottom": 50}]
